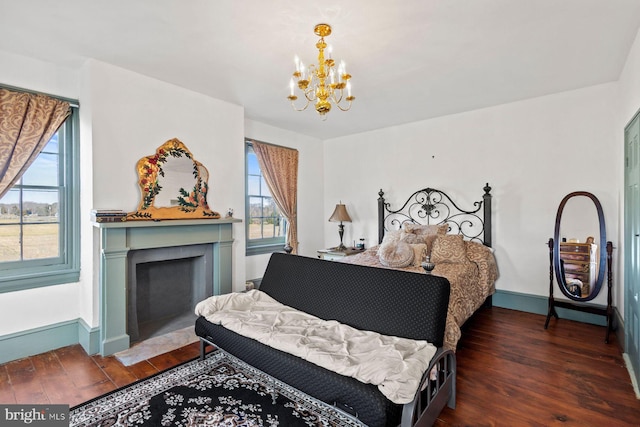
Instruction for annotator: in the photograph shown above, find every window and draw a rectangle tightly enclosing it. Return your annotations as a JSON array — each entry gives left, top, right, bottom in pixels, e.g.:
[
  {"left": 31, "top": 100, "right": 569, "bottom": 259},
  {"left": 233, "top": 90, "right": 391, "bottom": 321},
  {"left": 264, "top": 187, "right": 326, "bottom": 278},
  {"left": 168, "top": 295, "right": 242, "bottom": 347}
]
[
  {"left": 0, "top": 93, "right": 80, "bottom": 293},
  {"left": 245, "top": 140, "right": 287, "bottom": 255}
]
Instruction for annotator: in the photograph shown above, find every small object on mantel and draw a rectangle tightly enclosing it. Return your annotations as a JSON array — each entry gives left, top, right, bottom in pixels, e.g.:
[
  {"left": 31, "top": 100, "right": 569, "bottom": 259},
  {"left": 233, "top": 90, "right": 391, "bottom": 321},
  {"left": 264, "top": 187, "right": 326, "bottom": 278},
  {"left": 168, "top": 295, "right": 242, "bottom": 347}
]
[
  {"left": 225, "top": 208, "right": 234, "bottom": 218},
  {"left": 92, "top": 215, "right": 127, "bottom": 223},
  {"left": 92, "top": 209, "right": 127, "bottom": 215},
  {"left": 91, "top": 209, "right": 127, "bottom": 223}
]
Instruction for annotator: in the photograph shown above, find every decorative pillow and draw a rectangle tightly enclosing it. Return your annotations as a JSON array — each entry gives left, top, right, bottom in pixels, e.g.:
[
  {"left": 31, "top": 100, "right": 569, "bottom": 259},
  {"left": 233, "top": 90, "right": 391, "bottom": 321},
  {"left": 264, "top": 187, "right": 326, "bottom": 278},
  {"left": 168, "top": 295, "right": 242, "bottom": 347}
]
[
  {"left": 378, "top": 241, "right": 414, "bottom": 268},
  {"left": 431, "top": 234, "right": 469, "bottom": 264},
  {"left": 438, "top": 223, "right": 450, "bottom": 235},
  {"left": 381, "top": 229, "right": 402, "bottom": 245},
  {"left": 399, "top": 231, "right": 423, "bottom": 244},
  {"left": 400, "top": 227, "right": 444, "bottom": 256},
  {"left": 403, "top": 222, "right": 448, "bottom": 236},
  {"left": 409, "top": 243, "right": 428, "bottom": 267}
]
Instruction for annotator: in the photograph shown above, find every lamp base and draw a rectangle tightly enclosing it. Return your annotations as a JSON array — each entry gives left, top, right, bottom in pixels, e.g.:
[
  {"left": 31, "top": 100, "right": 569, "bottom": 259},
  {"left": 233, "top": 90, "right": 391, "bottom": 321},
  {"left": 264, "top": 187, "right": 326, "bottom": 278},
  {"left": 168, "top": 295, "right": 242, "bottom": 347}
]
[{"left": 331, "top": 243, "right": 348, "bottom": 251}]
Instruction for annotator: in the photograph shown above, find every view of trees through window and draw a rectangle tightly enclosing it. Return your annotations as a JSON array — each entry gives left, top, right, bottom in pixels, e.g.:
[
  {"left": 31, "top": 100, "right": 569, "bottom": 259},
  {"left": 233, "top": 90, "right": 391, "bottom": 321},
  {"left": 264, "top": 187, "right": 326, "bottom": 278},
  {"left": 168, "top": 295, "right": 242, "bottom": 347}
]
[
  {"left": 247, "top": 196, "right": 285, "bottom": 239},
  {"left": 246, "top": 142, "right": 286, "bottom": 247},
  {"left": 0, "top": 134, "right": 61, "bottom": 262}
]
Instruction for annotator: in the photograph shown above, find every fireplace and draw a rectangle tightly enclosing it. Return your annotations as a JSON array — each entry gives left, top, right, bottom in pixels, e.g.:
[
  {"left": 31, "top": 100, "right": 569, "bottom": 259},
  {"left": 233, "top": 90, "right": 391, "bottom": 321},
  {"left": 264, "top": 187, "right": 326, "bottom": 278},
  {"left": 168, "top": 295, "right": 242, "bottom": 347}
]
[
  {"left": 127, "top": 244, "right": 213, "bottom": 343},
  {"left": 93, "top": 218, "right": 239, "bottom": 356}
]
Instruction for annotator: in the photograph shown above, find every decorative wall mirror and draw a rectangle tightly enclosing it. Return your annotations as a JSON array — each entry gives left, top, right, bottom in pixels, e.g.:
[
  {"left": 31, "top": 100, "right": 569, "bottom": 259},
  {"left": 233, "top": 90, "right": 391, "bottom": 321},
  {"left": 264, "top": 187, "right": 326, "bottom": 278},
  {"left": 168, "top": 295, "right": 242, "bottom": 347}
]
[
  {"left": 545, "top": 191, "right": 614, "bottom": 343},
  {"left": 128, "top": 138, "right": 220, "bottom": 220}
]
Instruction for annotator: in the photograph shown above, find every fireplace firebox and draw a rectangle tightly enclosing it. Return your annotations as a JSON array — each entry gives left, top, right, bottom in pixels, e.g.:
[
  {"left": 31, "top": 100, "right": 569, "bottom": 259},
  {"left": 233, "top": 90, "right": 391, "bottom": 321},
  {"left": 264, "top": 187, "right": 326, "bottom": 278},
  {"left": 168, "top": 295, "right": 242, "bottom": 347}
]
[{"left": 127, "top": 244, "right": 213, "bottom": 343}]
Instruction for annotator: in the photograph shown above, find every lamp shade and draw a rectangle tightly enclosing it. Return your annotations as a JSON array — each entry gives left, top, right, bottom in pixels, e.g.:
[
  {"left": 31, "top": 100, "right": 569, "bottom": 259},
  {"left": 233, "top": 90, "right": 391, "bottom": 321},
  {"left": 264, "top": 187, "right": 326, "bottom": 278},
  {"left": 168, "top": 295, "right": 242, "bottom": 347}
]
[{"left": 328, "top": 203, "right": 352, "bottom": 223}]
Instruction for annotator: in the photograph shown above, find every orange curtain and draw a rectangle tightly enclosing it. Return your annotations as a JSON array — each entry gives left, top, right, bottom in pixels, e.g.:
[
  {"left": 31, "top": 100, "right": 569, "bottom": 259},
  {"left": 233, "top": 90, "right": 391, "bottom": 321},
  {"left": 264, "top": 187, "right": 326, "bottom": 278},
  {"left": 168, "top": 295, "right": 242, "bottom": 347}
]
[
  {"left": 252, "top": 140, "right": 299, "bottom": 254},
  {"left": 0, "top": 88, "right": 71, "bottom": 199}
]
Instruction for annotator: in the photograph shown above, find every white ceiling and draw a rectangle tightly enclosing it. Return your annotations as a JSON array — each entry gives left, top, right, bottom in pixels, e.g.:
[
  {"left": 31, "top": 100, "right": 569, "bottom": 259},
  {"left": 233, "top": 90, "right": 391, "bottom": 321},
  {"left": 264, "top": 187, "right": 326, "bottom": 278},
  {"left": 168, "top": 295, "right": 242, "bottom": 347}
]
[{"left": 2, "top": 0, "right": 640, "bottom": 139}]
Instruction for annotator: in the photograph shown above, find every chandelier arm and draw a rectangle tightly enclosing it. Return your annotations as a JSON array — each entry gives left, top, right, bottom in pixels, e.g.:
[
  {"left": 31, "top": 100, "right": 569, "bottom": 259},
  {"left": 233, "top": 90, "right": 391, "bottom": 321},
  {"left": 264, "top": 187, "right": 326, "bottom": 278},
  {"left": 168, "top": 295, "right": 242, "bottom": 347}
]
[
  {"left": 303, "top": 88, "right": 317, "bottom": 102},
  {"left": 330, "top": 90, "right": 353, "bottom": 111},
  {"left": 335, "top": 100, "right": 353, "bottom": 112},
  {"left": 330, "top": 90, "right": 344, "bottom": 104},
  {"left": 290, "top": 98, "right": 311, "bottom": 112}
]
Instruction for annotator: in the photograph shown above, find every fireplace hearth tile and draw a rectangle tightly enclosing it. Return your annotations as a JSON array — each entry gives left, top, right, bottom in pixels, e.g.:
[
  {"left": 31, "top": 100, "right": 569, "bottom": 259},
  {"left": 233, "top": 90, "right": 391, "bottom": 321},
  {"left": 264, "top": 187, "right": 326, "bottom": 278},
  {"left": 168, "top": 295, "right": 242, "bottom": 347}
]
[{"left": 115, "top": 326, "right": 198, "bottom": 366}]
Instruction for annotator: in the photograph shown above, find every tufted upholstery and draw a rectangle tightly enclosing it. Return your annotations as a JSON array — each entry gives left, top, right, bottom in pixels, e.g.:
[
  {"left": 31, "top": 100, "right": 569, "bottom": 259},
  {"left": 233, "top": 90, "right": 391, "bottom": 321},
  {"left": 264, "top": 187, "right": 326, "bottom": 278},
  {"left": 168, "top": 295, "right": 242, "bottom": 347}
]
[{"left": 196, "top": 252, "right": 450, "bottom": 427}]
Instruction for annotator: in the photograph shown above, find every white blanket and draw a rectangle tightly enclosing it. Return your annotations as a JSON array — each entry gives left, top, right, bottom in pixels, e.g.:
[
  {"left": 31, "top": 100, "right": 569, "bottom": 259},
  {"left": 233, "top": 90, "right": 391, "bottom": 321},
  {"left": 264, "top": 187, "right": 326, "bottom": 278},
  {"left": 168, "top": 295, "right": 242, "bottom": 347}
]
[{"left": 194, "top": 290, "right": 437, "bottom": 404}]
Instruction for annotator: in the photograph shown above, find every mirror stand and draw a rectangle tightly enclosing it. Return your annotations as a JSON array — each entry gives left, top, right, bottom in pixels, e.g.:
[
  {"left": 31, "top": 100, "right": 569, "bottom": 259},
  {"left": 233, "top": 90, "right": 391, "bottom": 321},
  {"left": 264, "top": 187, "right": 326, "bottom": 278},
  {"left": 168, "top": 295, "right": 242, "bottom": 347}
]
[{"left": 544, "top": 238, "right": 614, "bottom": 343}]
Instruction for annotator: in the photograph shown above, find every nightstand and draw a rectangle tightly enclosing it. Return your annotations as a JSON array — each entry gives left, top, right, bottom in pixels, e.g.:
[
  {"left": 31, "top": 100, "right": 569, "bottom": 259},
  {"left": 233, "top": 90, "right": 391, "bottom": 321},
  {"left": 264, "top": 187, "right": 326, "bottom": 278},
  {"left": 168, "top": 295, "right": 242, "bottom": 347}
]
[{"left": 317, "top": 247, "right": 364, "bottom": 261}]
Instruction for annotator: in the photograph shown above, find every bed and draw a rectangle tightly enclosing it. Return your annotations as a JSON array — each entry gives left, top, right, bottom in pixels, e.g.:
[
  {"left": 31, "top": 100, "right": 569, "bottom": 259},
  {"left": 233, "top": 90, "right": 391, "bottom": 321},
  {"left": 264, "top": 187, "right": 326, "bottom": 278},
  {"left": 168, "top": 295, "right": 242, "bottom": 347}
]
[{"left": 339, "top": 183, "right": 498, "bottom": 351}]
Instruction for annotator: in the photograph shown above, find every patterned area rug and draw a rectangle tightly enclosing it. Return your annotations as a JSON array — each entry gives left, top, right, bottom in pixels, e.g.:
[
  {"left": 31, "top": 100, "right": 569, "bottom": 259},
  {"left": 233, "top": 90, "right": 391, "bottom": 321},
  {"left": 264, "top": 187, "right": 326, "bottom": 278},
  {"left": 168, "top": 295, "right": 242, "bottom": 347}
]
[{"left": 70, "top": 349, "right": 365, "bottom": 426}]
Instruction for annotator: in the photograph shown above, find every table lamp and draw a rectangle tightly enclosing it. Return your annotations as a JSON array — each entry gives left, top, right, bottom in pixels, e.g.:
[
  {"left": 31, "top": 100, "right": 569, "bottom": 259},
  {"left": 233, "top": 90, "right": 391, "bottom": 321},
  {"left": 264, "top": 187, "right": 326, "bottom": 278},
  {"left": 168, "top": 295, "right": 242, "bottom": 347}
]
[{"left": 328, "top": 202, "right": 352, "bottom": 250}]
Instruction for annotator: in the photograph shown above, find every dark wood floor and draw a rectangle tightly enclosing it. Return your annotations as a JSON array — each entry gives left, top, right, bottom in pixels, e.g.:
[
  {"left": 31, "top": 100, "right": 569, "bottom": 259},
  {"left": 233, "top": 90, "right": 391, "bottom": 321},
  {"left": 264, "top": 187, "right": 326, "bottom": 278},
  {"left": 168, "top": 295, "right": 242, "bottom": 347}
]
[{"left": 1, "top": 307, "right": 639, "bottom": 425}]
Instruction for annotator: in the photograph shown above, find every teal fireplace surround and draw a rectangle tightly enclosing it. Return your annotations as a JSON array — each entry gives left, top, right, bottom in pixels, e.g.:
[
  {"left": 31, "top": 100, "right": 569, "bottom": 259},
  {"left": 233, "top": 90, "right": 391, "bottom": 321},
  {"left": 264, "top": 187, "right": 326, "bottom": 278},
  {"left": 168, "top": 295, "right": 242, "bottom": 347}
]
[{"left": 95, "top": 218, "right": 240, "bottom": 356}]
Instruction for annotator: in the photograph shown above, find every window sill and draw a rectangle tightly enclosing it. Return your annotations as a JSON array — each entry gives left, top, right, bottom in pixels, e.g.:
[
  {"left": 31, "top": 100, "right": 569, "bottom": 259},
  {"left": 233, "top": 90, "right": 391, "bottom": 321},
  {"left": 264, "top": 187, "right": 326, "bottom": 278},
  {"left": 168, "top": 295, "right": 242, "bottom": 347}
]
[
  {"left": 246, "top": 243, "right": 287, "bottom": 256},
  {"left": 0, "top": 267, "right": 81, "bottom": 293}
]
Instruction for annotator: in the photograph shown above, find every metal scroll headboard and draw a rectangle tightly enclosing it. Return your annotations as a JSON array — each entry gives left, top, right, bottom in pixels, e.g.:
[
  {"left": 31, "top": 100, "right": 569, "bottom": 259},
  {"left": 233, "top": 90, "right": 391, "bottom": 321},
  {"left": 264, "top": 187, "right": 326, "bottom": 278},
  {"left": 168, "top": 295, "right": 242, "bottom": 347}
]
[{"left": 377, "top": 183, "right": 493, "bottom": 247}]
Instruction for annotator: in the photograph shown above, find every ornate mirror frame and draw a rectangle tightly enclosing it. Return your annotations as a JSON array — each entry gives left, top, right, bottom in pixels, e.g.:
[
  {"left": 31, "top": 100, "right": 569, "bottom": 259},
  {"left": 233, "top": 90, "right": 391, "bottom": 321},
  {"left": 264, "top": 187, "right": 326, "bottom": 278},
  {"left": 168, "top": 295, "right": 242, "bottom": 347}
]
[
  {"left": 127, "top": 138, "right": 220, "bottom": 220},
  {"left": 552, "top": 191, "right": 606, "bottom": 302}
]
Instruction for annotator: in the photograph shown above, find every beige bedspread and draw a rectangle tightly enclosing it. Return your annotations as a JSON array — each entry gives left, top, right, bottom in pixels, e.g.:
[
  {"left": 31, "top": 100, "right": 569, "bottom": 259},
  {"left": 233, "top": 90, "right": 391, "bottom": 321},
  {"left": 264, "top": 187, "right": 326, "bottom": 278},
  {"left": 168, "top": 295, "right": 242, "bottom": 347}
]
[
  {"left": 339, "top": 241, "right": 498, "bottom": 351},
  {"left": 195, "top": 289, "right": 437, "bottom": 404}
]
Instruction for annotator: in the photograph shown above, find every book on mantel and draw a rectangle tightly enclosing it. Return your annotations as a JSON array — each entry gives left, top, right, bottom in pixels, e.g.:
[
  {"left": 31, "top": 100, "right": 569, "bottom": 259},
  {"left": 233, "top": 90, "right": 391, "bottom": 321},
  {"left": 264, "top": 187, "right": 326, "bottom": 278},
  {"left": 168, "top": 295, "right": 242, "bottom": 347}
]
[{"left": 90, "top": 209, "right": 127, "bottom": 223}]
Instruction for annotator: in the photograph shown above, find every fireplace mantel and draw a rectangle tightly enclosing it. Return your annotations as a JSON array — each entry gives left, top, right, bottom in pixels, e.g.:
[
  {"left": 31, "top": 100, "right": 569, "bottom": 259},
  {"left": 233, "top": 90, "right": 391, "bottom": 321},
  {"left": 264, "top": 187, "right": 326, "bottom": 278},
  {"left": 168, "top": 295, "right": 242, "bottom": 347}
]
[{"left": 93, "top": 218, "right": 241, "bottom": 356}]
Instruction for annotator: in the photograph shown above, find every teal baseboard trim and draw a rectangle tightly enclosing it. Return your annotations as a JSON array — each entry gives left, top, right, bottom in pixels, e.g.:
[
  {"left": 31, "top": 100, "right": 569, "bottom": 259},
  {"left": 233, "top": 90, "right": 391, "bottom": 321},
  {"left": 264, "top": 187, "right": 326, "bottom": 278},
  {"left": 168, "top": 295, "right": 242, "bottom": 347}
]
[
  {"left": 101, "top": 334, "right": 130, "bottom": 357},
  {"left": 78, "top": 317, "right": 100, "bottom": 356},
  {"left": 493, "top": 290, "right": 608, "bottom": 327},
  {"left": 0, "top": 318, "right": 100, "bottom": 364}
]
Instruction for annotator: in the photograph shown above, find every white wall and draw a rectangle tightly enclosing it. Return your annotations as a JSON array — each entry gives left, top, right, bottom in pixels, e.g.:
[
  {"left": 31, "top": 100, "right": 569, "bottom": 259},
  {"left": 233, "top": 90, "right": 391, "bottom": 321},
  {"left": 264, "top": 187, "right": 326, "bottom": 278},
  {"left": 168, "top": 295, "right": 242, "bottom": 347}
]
[
  {"left": 618, "top": 29, "right": 640, "bottom": 125},
  {"left": 244, "top": 119, "right": 324, "bottom": 280},
  {"left": 3, "top": 25, "right": 640, "bottom": 342},
  {"left": 0, "top": 52, "right": 324, "bottom": 341},
  {"left": 324, "top": 83, "right": 619, "bottom": 309},
  {"left": 615, "top": 27, "right": 640, "bottom": 320},
  {"left": 84, "top": 59, "right": 246, "bottom": 326},
  {"left": 0, "top": 51, "right": 82, "bottom": 335},
  {"left": 0, "top": 54, "right": 248, "bottom": 336}
]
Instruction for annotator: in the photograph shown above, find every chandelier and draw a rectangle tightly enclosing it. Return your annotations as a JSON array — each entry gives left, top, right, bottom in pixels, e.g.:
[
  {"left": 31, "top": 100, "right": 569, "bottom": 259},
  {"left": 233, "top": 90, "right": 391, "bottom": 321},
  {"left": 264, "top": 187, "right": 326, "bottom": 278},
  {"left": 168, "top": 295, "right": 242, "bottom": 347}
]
[{"left": 287, "top": 23, "right": 355, "bottom": 118}]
